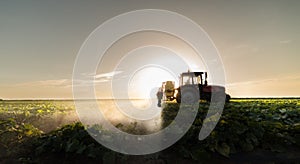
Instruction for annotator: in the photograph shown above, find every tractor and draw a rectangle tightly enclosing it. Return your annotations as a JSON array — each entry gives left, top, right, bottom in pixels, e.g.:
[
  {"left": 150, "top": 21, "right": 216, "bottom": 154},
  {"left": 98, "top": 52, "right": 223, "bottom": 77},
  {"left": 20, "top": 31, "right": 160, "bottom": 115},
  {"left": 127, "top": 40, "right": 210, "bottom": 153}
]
[{"left": 159, "top": 71, "right": 230, "bottom": 104}]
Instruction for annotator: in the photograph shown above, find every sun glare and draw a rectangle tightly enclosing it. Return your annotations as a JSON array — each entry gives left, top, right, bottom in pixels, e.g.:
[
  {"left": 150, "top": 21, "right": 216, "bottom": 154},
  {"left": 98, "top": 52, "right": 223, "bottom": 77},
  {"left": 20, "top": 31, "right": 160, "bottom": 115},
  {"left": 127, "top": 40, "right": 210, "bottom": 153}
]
[{"left": 128, "top": 66, "right": 178, "bottom": 100}]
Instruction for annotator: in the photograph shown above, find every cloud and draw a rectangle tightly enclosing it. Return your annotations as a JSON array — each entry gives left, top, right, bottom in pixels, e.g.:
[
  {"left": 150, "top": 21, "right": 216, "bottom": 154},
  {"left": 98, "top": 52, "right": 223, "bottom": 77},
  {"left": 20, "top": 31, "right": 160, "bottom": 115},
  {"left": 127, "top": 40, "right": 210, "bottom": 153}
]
[
  {"left": 14, "top": 77, "right": 111, "bottom": 89},
  {"left": 71, "top": 79, "right": 109, "bottom": 87},
  {"left": 94, "top": 71, "right": 122, "bottom": 79},
  {"left": 72, "top": 71, "right": 124, "bottom": 87},
  {"left": 80, "top": 71, "right": 123, "bottom": 80}
]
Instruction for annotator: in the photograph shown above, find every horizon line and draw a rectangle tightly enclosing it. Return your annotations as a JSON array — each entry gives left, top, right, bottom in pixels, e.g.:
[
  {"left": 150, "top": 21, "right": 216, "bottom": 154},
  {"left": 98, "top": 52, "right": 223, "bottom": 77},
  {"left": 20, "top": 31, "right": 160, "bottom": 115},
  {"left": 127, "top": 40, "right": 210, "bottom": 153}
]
[{"left": 1, "top": 96, "right": 300, "bottom": 101}]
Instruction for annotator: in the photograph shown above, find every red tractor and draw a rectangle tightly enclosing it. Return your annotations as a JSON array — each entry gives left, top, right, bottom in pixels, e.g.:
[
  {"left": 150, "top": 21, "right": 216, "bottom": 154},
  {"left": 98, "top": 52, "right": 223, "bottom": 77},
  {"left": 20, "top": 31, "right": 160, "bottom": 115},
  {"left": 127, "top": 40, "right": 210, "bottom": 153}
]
[{"left": 160, "top": 71, "right": 230, "bottom": 104}]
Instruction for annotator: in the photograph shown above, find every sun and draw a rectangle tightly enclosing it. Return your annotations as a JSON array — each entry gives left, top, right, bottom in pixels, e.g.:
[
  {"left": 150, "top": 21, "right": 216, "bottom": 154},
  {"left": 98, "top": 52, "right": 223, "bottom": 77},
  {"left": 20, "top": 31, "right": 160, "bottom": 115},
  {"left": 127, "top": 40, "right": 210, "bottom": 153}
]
[{"left": 128, "top": 66, "right": 178, "bottom": 100}]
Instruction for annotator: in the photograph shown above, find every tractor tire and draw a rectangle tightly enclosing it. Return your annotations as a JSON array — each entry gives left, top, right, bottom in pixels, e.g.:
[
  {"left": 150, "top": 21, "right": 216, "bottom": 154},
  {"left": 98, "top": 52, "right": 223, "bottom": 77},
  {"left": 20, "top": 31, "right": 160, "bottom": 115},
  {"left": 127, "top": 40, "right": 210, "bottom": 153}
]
[
  {"left": 202, "top": 93, "right": 211, "bottom": 102},
  {"left": 179, "top": 87, "right": 199, "bottom": 104},
  {"left": 211, "top": 92, "right": 230, "bottom": 103},
  {"left": 225, "top": 94, "right": 231, "bottom": 103}
]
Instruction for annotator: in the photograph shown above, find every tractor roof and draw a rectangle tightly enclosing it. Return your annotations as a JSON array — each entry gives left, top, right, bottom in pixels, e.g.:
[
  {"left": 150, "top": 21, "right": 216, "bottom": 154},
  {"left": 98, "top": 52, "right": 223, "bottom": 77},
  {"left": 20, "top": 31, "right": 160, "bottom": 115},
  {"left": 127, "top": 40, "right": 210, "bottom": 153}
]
[{"left": 181, "top": 72, "right": 207, "bottom": 76}]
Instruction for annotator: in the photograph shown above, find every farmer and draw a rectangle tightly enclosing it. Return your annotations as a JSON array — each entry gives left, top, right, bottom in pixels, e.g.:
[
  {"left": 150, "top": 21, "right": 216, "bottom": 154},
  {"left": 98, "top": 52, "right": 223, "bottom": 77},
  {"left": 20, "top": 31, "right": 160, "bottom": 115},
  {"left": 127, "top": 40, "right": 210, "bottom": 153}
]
[{"left": 156, "top": 87, "right": 163, "bottom": 107}]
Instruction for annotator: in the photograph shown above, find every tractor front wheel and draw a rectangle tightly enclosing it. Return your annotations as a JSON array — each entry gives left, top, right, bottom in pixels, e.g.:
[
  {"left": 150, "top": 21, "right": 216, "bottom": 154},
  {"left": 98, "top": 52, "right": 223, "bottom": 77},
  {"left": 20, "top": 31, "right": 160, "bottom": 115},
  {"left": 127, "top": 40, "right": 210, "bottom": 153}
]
[
  {"left": 176, "top": 93, "right": 181, "bottom": 103},
  {"left": 225, "top": 94, "right": 231, "bottom": 102}
]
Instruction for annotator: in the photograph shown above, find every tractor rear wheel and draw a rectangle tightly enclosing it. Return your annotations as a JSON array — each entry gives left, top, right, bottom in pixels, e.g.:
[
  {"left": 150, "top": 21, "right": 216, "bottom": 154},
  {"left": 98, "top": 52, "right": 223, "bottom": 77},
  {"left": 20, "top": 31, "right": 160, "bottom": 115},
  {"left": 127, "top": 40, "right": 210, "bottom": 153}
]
[
  {"left": 211, "top": 92, "right": 231, "bottom": 103},
  {"left": 177, "top": 87, "right": 199, "bottom": 104}
]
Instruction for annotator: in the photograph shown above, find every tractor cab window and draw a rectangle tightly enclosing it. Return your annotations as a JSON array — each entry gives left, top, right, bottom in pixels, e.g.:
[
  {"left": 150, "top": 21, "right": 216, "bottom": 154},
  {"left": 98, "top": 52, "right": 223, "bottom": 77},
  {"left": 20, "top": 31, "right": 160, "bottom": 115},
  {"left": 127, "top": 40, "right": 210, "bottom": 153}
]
[
  {"left": 182, "top": 73, "right": 196, "bottom": 85},
  {"left": 195, "top": 75, "right": 202, "bottom": 84},
  {"left": 191, "top": 76, "right": 199, "bottom": 85},
  {"left": 182, "top": 75, "right": 191, "bottom": 85}
]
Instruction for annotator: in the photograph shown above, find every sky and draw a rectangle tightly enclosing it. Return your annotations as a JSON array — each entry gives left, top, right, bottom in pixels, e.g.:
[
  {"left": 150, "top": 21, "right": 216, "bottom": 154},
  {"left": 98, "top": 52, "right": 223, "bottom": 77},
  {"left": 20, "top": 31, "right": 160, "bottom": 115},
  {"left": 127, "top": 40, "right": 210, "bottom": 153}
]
[{"left": 0, "top": 0, "right": 299, "bottom": 99}]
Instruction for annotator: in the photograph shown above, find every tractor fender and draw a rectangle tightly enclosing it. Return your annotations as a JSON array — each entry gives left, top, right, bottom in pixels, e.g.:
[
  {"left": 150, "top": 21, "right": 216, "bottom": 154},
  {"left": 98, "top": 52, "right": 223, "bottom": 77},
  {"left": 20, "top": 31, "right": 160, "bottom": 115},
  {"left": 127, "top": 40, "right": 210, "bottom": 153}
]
[{"left": 203, "top": 85, "right": 225, "bottom": 93}]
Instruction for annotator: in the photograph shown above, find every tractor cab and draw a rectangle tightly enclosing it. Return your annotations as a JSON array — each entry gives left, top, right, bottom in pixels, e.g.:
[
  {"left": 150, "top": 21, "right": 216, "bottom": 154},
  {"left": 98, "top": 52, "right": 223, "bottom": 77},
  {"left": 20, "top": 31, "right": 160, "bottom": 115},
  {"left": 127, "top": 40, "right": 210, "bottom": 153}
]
[{"left": 180, "top": 72, "right": 208, "bottom": 86}]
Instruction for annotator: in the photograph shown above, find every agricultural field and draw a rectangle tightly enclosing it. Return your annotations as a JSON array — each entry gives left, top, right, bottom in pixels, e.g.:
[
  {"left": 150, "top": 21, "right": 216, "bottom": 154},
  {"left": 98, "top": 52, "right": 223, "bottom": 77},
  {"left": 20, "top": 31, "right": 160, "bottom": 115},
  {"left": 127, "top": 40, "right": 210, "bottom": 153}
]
[
  {"left": 0, "top": 99, "right": 299, "bottom": 163},
  {"left": 162, "top": 98, "right": 300, "bottom": 162}
]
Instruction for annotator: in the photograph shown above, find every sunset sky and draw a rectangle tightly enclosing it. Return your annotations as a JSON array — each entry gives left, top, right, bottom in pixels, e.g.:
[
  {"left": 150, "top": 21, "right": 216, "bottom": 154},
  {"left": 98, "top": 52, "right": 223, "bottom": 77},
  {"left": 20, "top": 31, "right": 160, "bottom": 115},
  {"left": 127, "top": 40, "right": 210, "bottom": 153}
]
[{"left": 0, "top": 0, "right": 299, "bottom": 99}]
